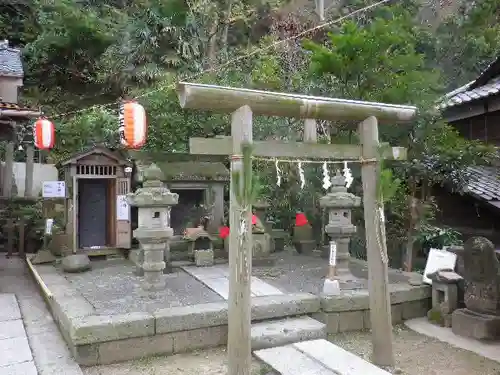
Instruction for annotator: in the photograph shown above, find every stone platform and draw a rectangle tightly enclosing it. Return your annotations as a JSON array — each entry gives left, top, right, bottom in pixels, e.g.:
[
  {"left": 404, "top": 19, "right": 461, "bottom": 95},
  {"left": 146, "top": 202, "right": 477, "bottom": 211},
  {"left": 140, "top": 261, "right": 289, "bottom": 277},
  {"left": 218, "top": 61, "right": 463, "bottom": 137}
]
[{"left": 27, "top": 254, "right": 431, "bottom": 366}]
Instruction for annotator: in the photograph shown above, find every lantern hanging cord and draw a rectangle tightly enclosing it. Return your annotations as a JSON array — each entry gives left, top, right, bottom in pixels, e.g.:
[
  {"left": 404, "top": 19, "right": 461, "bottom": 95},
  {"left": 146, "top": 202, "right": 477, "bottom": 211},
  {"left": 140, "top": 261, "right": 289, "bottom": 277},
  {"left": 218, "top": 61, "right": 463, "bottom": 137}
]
[{"left": 48, "top": 0, "right": 390, "bottom": 119}]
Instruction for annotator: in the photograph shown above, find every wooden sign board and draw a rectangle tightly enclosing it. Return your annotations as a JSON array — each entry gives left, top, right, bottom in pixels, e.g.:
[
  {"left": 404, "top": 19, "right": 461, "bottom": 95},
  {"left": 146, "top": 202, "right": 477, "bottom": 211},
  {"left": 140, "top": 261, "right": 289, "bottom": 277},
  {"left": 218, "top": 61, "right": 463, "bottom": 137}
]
[
  {"left": 423, "top": 248, "right": 457, "bottom": 285},
  {"left": 42, "top": 181, "right": 66, "bottom": 198}
]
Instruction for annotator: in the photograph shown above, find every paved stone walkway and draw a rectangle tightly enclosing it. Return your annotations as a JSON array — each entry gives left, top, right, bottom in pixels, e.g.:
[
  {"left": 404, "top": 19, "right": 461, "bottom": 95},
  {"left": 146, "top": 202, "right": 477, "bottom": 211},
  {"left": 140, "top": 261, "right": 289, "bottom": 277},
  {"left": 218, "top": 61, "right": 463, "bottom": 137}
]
[
  {"left": 182, "top": 265, "right": 284, "bottom": 299},
  {"left": 0, "top": 255, "right": 83, "bottom": 375},
  {"left": 0, "top": 293, "right": 37, "bottom": 375}
]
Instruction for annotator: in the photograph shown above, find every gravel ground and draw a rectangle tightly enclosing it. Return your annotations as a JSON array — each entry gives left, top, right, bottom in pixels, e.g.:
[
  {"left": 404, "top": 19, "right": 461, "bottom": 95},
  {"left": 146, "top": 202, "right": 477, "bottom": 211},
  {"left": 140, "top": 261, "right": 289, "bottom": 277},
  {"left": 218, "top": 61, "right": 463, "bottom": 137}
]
[
  {"left": 62, "top": 259, "right": 223, "bottom": 314},
  {"left": 81, "top": 348, "right": 271, "bottom": 375},
  {"left": 253, "top": 252, "right": 411, "bottom": 294},
  {"left": 330, "top": 325, "right": 500, "bottom": 375}
]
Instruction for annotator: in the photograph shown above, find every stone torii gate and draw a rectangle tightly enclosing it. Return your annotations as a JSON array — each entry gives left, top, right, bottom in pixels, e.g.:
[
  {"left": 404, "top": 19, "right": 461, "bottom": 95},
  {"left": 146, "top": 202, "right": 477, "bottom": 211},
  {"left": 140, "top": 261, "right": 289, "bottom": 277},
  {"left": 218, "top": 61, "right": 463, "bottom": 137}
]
[{"left": 176, "top": 82, "right": 417, "bottom": 373}]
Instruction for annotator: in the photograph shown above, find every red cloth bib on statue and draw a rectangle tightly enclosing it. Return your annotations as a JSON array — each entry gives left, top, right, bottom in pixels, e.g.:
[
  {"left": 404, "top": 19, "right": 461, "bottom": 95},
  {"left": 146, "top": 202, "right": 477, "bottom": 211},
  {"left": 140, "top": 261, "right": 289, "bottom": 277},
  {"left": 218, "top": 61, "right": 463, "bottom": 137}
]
[
  {"left": 295, "top": 213, "right": 308, "bottom": 226},
  {"left": 252, "top": 215, "right": 257, "bottom": 225}
]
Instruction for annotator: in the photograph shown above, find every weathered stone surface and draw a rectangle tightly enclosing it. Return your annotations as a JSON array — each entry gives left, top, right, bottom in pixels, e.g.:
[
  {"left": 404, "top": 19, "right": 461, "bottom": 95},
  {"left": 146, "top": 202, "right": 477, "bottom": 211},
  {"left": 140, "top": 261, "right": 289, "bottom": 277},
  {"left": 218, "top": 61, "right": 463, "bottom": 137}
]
[
  {"left": 31, "top": 249, "right": 57, "bottom": 265},
  {"left": 0, "top": 336, "right": 33, "bottom": 366},
  {"left": 62, "top": 254, "right": 91, "bottom": 273},
  {"left": 97, "top": 333, "right": 174, "bottom": 365},
  {"left": 1, "top": 361, "right": 38, "bottom": 375},
  {"left": 154, "top": 301, "right": 227, "bottom": 334},
  {"left": 71, "top": 312, "right": 154, "bottom": 345},
  {"left": 172, "top": 325, "right": 227, "bottom": 353},
  {"left": 427, "top": 269, "right": 462, "bottom": 284},
  {"left": 321, "top": 290, "right": 369, "bottom": 312},
  {"left": 452, "top": 308, "right": 500, "bottom": 340},
  {"left": 461, "top": 237, "right": 500, "bottom": 315},
  {"left": 390, "top": 284, "right": 431, "bottom": 305},
  {"left": 194, "top": 249, "right": 214, "bottom": 266},
  {"left": 431, "top": 282, "right": 458, "bottom": 315},
  {"left": 0, "top": 294, "right": 21, "bottom": 321},
  {"left": 128, "top": 163, "right": 178, "bottom": 292},
  {"left": 251, "top": 316, "right": 326, "bottom": 350},
  {"left": 402, "top": 299, "right": 431, "bottom": 320},
  {"left": 71, "top": 344, "right": 99, "bottom": 366},
  {"left": 251, "top": 293, "right": 321, "bottom": 320}
]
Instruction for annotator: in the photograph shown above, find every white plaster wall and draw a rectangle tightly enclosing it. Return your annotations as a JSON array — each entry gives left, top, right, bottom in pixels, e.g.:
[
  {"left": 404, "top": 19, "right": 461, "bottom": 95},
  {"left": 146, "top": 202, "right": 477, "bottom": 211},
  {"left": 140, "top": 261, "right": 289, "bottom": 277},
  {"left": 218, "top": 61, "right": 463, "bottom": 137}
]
[{"left": 11, "top": 162, "right": 58, "bottom": 197}]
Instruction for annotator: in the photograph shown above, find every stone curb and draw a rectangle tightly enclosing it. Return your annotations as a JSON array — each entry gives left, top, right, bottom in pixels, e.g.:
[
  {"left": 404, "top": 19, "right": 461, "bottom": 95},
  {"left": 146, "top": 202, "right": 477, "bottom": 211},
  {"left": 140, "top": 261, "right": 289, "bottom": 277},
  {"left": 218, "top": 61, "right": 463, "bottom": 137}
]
[{"left": 320, "top": 284, "right": 430, "bottom": 312}]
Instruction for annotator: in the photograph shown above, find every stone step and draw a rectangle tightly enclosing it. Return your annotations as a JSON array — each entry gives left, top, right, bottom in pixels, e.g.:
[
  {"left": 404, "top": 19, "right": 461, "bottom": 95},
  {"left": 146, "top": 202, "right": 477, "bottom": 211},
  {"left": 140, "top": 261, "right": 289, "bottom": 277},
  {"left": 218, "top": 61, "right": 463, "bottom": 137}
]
[
  {"left": 254, "top": 339, "right": 392, "bottom": 375},
  {"left": 251, "top": 316, "right": 326, "bottom": 350}
]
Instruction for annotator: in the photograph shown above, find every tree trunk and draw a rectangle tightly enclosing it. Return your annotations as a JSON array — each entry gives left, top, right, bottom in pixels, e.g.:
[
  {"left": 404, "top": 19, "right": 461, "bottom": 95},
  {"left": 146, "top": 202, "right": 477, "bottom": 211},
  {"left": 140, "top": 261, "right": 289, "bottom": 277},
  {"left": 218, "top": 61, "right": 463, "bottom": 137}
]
[
  {"left": 205, "top": 15, "right": 219, "bottom": 69},
  {"left": 221, "top": 0, "right": 234, "bottom": 59},
  {"left": 403, "top": 181, "right": 418, "bottom": 272}
]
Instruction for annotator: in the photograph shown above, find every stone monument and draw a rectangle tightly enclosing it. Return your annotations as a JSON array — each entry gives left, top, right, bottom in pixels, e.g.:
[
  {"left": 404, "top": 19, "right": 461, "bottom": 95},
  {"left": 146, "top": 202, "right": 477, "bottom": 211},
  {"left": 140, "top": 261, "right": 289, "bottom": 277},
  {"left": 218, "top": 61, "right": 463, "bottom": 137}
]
[
  {"left": 127, "top": 164, "right": 178, "bottom": 293},
  {"left": 252, "top": 213, "right": 275, "bottom": 265},
  {"left": 319, "top": 171, "right": 362, "bottom": 291},
  {"left": 292, "top": 212, "right": 315, "bottom": 255},
  {"left": 451, "top": 237, "right": 500, "bottom": 339}
]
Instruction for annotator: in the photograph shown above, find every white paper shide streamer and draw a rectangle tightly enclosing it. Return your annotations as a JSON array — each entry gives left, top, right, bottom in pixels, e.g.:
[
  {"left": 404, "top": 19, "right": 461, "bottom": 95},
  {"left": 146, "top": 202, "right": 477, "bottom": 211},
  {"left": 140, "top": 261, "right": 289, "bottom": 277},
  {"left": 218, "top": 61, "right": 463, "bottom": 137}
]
[
  {"left": 322, "top": 162, "right": 332, "bottom": 190},
  {"left": 275, "top": 159, "right": 282, "bottom": 187},
  {"left": 342, "top": 161, "right": 353, "bottom": 188},
  {"left": 238, "top": 217, "right": 247, "bottom": 247},
  {"left": 297, "top": 161, "right": 305, "bottom": 189}
]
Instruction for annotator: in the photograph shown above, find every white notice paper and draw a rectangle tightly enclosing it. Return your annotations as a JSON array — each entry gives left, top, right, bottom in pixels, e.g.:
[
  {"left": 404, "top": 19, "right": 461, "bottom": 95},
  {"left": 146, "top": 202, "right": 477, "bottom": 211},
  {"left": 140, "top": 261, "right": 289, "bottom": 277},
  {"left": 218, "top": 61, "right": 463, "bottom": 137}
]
[
  {"left": 45, "top": 218, "right": 54, "bottom": 235},
  {"left": 116, "top": 195, "right": 129, "bottom": 221},
  {"left": 329, "top": 241, "right": 337, "bottom": 266},
  {"left": 423, "top": 248, "right": 457, "bottom": 285},
  {"left": 42, "top": 181, "right": 66, "bottom": 198}
]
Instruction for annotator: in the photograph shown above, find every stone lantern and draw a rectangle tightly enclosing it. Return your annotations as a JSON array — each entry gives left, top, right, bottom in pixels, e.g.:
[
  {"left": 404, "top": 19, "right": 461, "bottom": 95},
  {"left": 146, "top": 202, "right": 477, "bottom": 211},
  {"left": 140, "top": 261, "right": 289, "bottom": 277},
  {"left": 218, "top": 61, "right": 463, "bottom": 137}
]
[
  {"left": 127, "top": 164, "right": 178, "bottom": 293},
  {"left": 319, "top": 171, "right": 361, "bottom": 285}
]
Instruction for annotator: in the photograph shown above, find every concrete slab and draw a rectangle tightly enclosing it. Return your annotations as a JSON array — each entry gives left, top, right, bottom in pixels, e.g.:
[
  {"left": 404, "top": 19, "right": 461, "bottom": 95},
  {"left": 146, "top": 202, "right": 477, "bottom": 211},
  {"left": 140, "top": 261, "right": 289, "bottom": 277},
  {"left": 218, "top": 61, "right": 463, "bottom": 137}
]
[
  {"left": 0, "top": 319, "right": 26, "bottom": 340},
  {"left": 405, "top": 317, "right": 500, "bottom": 363},
  {"left": 294, "top": 339, "right": 391, "bottom": 375},
  {"left": 251, "top": 316, "right": 326, "bottom": 350},
  {"left": 0, "top": 294, "right": 21, "bottom": 321},
  {"left": 0, "top": 361, "right": 38, "bottom": 375},
  {"left": 182, "top": 265, "right": 284, "bottom": 300},
  {"left": 251, "top": 277, "right": 284, "bottom": 296},
  {"left": 0, "top": 336, "right": 33, "bottom": 366},
  {"left": 254, "top": 345, "right": 335, "bottom": 375}
]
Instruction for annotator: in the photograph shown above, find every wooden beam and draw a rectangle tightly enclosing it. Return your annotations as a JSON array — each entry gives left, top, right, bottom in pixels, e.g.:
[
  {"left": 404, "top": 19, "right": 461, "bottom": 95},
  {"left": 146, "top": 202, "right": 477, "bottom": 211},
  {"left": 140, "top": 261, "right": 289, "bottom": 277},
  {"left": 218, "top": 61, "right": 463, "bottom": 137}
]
[
  {"left": 189, "top": 137, "right": 407, "bottom": 161},
  {"left": 3, "top": 142, "right": 14, "bottom": 197},
  {"left": 304, "top": 119, "right": 318, "bottom": 143},
  {"left": 177, "top": 82, "right": 417, "bottom": 124},
  {"left": 228, "top": 105, "right": 253, "bottom": 375},
  {"left": 358, "top": 116, "right": 394, "bottom": 366},
  {"left": 24, "top": 145, "right": 34, "bottom": 198}
]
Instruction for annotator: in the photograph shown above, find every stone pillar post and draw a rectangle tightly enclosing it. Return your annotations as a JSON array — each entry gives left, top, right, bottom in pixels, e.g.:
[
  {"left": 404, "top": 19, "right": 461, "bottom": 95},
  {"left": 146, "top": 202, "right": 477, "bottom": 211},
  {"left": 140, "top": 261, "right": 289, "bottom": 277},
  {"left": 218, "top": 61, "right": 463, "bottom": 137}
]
[
  {"left": 127, "top": 164, "right": 178, "bottom": 293},
  {"left": 319, "top": 171, "right": 362, "bottom": 288}
]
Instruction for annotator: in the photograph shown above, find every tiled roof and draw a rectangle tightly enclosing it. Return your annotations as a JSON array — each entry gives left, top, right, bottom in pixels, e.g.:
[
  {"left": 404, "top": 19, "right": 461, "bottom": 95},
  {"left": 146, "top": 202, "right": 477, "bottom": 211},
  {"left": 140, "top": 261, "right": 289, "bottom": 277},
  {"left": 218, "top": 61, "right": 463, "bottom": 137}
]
[
  {"left": 0, "top": 102, "right": 35, "bottom": 111},
  {"left": 439, "top": 77, "right": 500, "bottom": 110},
  {"left": 465, "top": 166, "right": 500, "bottom": 202},
  {"left": 0, "top": 41, "right": 23, "bottom": 77}
]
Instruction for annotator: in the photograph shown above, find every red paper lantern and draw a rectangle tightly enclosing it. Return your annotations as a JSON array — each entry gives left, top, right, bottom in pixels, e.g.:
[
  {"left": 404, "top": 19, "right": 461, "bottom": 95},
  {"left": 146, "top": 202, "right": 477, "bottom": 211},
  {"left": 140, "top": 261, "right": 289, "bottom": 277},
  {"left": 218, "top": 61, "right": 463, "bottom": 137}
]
[
  {"left": 295, "top": 212, "right": 308, "bottom": 227},
  {"left": 219, "top": 226, "right": 230, "bottom": 240},
  {"left": 33, "top": 117, "right": 55, "bottom": 150},
  {"left": 119, "top": 100, "right": 147, "bottom": 149}
]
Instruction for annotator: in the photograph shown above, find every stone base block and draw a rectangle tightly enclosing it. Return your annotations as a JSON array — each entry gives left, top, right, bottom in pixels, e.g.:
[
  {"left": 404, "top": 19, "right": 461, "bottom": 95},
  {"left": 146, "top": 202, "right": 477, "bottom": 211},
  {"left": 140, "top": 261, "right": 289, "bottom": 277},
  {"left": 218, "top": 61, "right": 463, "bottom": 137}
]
[
  {"left": 194, "top": 249, "right": 214, "bottom": 267},
  {"left": 427, "top": 308, "right": 452, "bottom": 327},
  {"left": 294, "top": 240, "right": 316, "bottom": 255},
  {"left": 452, "top": 308, "right": 500, "bottom": 340}
]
